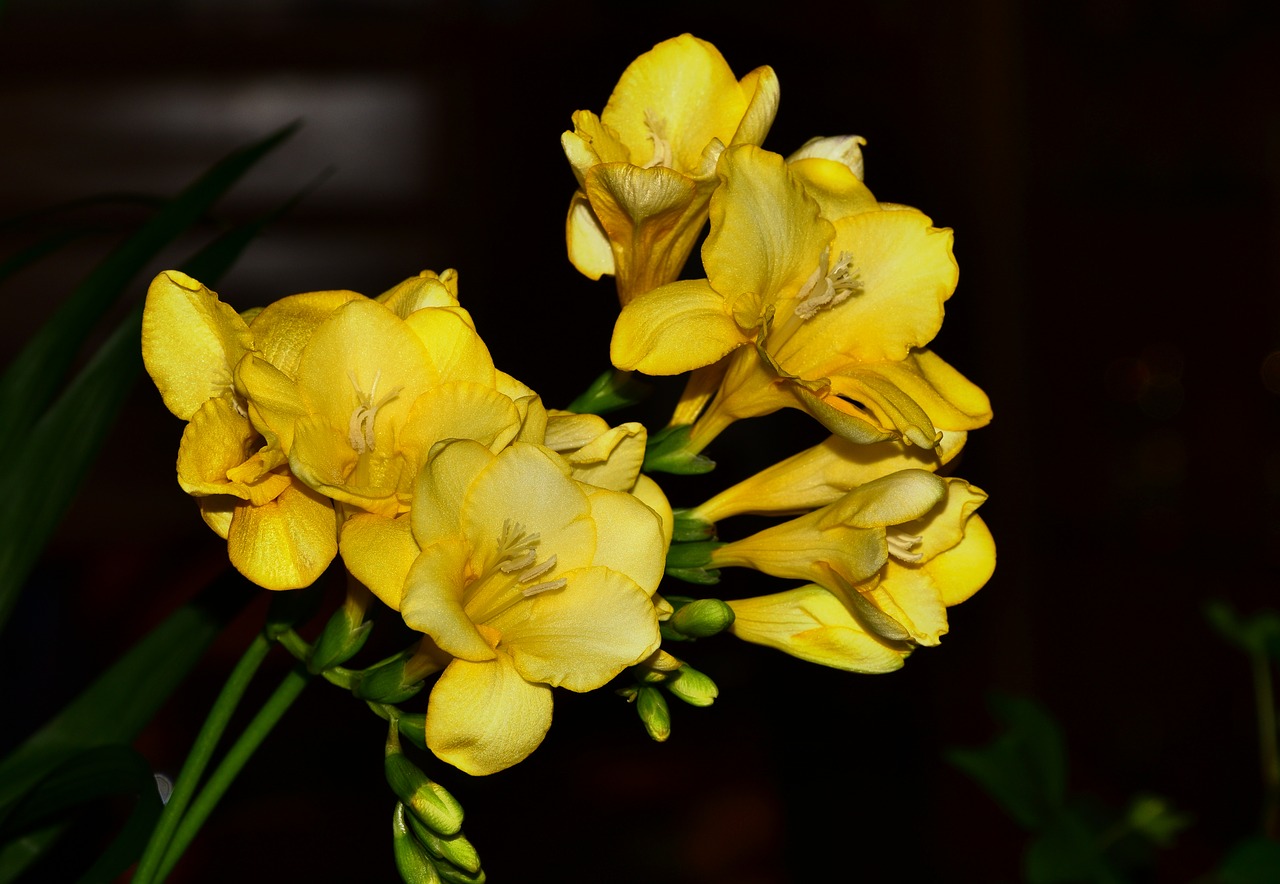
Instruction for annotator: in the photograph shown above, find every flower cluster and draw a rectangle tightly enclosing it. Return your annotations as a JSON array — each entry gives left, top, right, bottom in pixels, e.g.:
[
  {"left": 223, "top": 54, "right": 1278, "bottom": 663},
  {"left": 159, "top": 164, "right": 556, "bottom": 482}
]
[
  {"left": 142, "top": 268, "right": 668, "bottom": 775},
  {"left": 142, "top": 33, "right": 994, "bottom": 789}
]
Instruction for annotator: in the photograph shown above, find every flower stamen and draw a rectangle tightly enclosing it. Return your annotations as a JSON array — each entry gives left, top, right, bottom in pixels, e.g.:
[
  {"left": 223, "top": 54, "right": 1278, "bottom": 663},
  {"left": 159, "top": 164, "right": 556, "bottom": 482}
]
[
  {"left": 347, "top": 369, "right": 403, "bottom": 454},
  {"left": 887, "top": 529, "right": 924, "bottom": 563},
  {"left": 794, "top": 248, "right": 862, "bottom": 320},
  {"left": 642, "top": 109, "right": 674, "bottom": 170}
]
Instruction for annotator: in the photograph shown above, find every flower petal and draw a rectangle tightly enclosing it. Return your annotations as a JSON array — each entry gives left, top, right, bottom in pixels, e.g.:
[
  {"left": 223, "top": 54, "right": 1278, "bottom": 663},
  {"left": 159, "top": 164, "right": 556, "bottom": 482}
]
[
  {"left": 177, "top": 397, "right": 289, "bottom": 505},
  {"left": 583, "top": 487, "right": 666, "bottom": 595},
  {"left": 402, "top": 539, "right": 496, "bottom": 663},
  {"left": 339, "top": 513, "right": 419, "bottom": 610},
  {"left": 398, "top": 382, "right": 521, "bottom": 476},
  {"left": 248, "top": 289, "right": 363, "bottom": 376},
  {"left": 565, "top": 190, "right": 617, "bottom": 281},
  {"left": 376, "top": 269, "right": 460, "bottom": 317},
  {"left": 225, "top": 481, "right": 337, "bottom": 590},
  {"left": 611, "top": 279, "right": 746, "bottom": 374},
  {"left": 425, "top": 652, "right": 553, "bottom": 776},
  {"left": 412, "top": 439, "right": 494, "bottom": 551},
  {"left": 403, "top": 307, "right": 496, "bottom": 387}
]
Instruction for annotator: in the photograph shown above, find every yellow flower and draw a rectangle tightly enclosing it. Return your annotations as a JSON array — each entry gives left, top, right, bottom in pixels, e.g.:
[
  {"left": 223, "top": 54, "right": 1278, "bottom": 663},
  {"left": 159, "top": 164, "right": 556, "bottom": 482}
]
[
  {"left": 727, "top": 585, "right": 911, "bottom": 673},
  {"left": 611, "top": 145, "right": 991, "bottom": 453},
  {"left": 563, "top": 34, "right": 779, "bottom": 304},
  {"left": 141, "top": 271, "right": 339, "bottom": 589},
  {"left": 709, "top": 470, "right": 993, "bottom": 646},
  {"left": 363, "top": 440, "right": 663, "bottom": 775}
]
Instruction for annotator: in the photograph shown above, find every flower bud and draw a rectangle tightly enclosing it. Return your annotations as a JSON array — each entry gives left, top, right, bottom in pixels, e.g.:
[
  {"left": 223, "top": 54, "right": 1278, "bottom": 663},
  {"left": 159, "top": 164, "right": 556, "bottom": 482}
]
[
  {"left": 308, "top": 606, "right": 373, "bottom": 673},
  {"left": 665, "top": 664, "right": 718, "bottom": 707},
  {"left": 672, "top": 508, "right": 716, "bottom": 542},
  {"left": 670, "top": 598, "right": 735, "bottom": 638},
  {"left": 405, "top": 811, "right": 483, "bottom": 876},
  {"left": 394, "top": 802, "right": 444, "bottom": 884},
  {"left": 635, "top": 686, "right": 671, "bottom": 742},
  {"left": 355, "top": 651, "right": 425, "bottom": 704},
  {"left": 643, "top": 425, "right": 715, "bottom": 475},
  {"left": 385, "top": 731, "right": 465, "bottom": 836}
]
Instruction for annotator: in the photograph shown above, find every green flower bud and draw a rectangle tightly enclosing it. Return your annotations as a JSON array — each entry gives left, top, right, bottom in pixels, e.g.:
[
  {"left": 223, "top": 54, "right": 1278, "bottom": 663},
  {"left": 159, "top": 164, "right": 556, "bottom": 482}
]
[
  {"left": 394, "top": 802, "right": 444, "bottom": 884},
  {"left": 355, "top": 651, "right": 425, "bottom": 704},
  {"left": 405, "top": 810, "right": 483, "bottom": 875},
  {"left": 565, "top": 367, "right": 651, "bottom": 415},
  {"left": 670, "top": 598, "right": 735, "bottom": 638},
  {"left": 644, "top": 424, "right": 715, "bottom": 475},
  {"left": 672, "top": 508, "right": 716, "bottom": 542},
  {"left": 635, "top": 686, "right": 671, "bottom": 742},
  {"left": 665, "top": 664, "right": 718, "bottom": 707},
  {"left": 309, "top": 606, "right": 373, "bottom": 673},
  {"left": 385, "top": 731, "right": 465, "bottom": 836}
]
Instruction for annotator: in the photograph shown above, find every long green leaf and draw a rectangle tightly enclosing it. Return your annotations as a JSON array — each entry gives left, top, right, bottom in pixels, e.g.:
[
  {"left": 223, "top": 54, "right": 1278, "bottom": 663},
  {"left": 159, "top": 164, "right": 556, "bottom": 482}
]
[
  {"left": 0, "top": 169, "right": 315, "bottom": 632},
  {"left": 0, "top": 230, "right": 99, "bottom": 288},
  {"left": 0, "top": 121, "right": 299, "bottom": 461},
  {"left": 0, "top": 569, "right": 254, "bottom": 817}
]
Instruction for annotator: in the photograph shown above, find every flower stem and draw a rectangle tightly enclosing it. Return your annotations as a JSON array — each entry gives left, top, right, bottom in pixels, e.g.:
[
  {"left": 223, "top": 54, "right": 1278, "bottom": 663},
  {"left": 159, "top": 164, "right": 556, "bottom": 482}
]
[
  {"left": 1253, "top": 649, "right": 1280, "bottom": 839},
  {"left": 132, "top": 631, "right": 272, "bottom": 884},
  {"left": 152, "top": 662, "right": 312, "bottom": 883}
]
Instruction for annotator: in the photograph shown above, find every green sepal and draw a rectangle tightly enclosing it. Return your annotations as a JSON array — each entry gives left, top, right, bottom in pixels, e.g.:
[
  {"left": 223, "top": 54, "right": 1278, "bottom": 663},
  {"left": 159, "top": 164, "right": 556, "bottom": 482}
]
[
  {"left": 643, "top": 425, "right": 715, "bottom": 475},
  {"left": 397, "top": 713, "right": 429, "bottom": 751},
  {"left": 404, "top": 811, "right": 482, "bottom": 876},
  {"left": 385, "top": 727, "right": 464, "bottom": 837},
  {"left": 309, "top": 606, "right": 373, "bottom": 673},
  {"left": 564, "top": 367, "right": 650, "bottom": 415},
  {"left": 670, "top": 598, "right": 735, "bottom": 638},
  {"left": 664, "top": 664, "right": 719, "bottom": 708},
  {"left": 671, "top": 509, "right": 716, "bottom": 542},
  {"left": 393, "top": 803, "right": 444, "bottom": 884},
  {"left": 665, "top": 567, "right": 721, "bottom": 586},
  {"left": 356, "top": 650, "right": 426, "bottom": 704},
  {"left": 635, "top": 686, "right": 671, "bottom": 743},
  {"left": 666, "top": 541, "right": 722, "bottom": 570}
]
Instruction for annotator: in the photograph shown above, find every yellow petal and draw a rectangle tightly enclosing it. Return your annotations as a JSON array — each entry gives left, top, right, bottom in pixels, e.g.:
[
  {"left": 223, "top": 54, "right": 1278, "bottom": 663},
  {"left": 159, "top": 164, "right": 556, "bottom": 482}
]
[
  {"left": 730, "top": 64, "right": 780, "bottom": 149},
  {"left": 494, "top": 566, "right": 660, "bottom": 691},
  {"left": 234, "top": 354, "right": 308, "bottom": 453},
  {"left": 339, "top": 513, "right": 418, "bottom": 610},
  {"left": 704, "top": 146, "right": 833, "bottom": 308},
  {"left": 788, "top": 135, "right": 867, "bottom": 182},
  {"left": 863, "top": 573, "right": 950, "bottom": 646},
  {"left": 199, "top": 496, "right": 235, "bottom": 539},
  {"left": 425, "top": 652, "right": 553, "bottom": 776},
  {"left": 288, "top": 414, "right": 403, "bottom": 516},
  {"left": 401, "top": 540, "right": 496, "bottom": 662},
  {"left": 411, "top": 439, "right": 493, "bottom": 551},
  {"left": 565, "top": 190, "right": 617, "bottom": 281},
  {"left": 376, "top": 269, "right": 460, "bottom": 317},
  {"left": 582, "top": 487, "right": 665, "bottom": 595},
  {"left": 825, "top": 469, "right": 947, "bottom": 529},
  {"left": 728, "top": 585, "right": 909, "bottom": 673},
  {"left": 141, "top": 271, "right": 252, "bottom": 420},
  {"left": 225, "top": 481, "right": 337, "bottom": 590},
  {"left": 826, "top": 368, "right": 942, "bottom": 449},
  {"left": 789, "top": 155, "right": 878, "bottom": 219},
  {"left": 931, "top": 514, "right": 996, "bottom": 606},
  {"left": 611, "top": 279, "right": 746, "bottom": 374},
  {"left": 631, "top": 474, "right": 674, "bottom": 551},
  {"left": 398, "top": 382, "right": 521, "bottom": 475},
  {"left": 177, "top": 397, "right": 289, "bottom": 505},
  {"left": 248, "top": 290, "right": 364, "bottom": 376},
  {"left": 403, "top": 307, "right": 496, "bottom": 387}
]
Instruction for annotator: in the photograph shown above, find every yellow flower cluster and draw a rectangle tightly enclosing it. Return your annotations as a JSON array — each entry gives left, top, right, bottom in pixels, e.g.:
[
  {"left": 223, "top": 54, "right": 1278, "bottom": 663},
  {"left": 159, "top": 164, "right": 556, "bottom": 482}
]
[
  {"left": 567, "top": 35, "right": 995, "bottom": 673},
  {"left": 142, "top": 269, "right": 668, "bottom": 775}
]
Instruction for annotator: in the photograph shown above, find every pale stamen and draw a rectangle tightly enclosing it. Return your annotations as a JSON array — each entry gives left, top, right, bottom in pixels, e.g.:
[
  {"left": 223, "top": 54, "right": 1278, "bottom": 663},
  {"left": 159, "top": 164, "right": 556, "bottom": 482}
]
[
  {"left": 521, "top": 578, "right": 568, "bottom": 598},
  {"left": 642, "top": 109, "right": 674, "bottom": 170},
  {"left": 347, "top": 369, "right": 403, "bottom": 454},
  {"left": 794, "top": 248, "right": 862, "bottom": 320},
  {"left": 887, "top": 530, "right": 924, "bottom": 563}
]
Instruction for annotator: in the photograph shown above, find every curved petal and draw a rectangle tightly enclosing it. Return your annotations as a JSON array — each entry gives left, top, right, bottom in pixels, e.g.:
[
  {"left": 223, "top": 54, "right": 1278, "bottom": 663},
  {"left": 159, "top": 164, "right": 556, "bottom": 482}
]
[
  {"left": 496, "top": 566, "right": 660, "bottom": 692},
  {"left": 177, "top": 397, "right": 289, "bottom": 505},
  {"left": 248, "top": 289, "right": 364, "bottom": 376},
  {"left": 376, "top": 269, "right": 460, "bottom": 317},
  {"left": 730, "top": 65, "right": 780, "bottom": 149},
  {"left": 401, "top": 541, "right": 496, "bottom": 663},
  {"left": 583, "top": 487, "right": 666, "bottom": 595},
  {"left": 565, "top": 190, "right": 617, "bottom": 281},
  {"left": 789, "top": 156, "right": 879, "bottom": 219},
  {"left": 234, "top": 354, "right": 307, "bottom": 452},
  {"left": 398, "top": 382, "right": 521, "bottom": 475},
  {"left": 339, "top": 513, "right": 419, "bottom": 610},
  {"left": 289, "top": 414, "right": 403, "bottom": 516},
  {"left": 611, "top": 279, "right": 746, "bottom": 374},
  {"left": 141, "top": 271, "right": 252, "bottom": 420},
  {"left": 728, "top": 585, "right": 909, "bottom": 673},
  {"left": 704, "top": 146, "right": 833, "bottom": 307},
  {"left": 225, "top": 481, "right": 337, "bottom": 590},
  {"left": 865, "top": 571, "right": 950, "bottom": 646},
  {"left": 557, "top": 420, "right": 646, "bottom": 492},
  {"left": 826, "top": 368, "right": 942, "bottom": 449},
  {"left": 412, "top": 439, "right": 494, "bottom": 551},
  {"left": 403, "top": 307, "right": 496, "bottom": 387},
  {"left": 425, "top": 653, "right": 553, "bottom": 776},
  {"left": 631, "top": 474, "right": 674, "bottom": 551},
  {"left": 825, "top": 469, "right": 947, "bottom": 529},
  {"left": 931, "top": 514, "right": 996, "bottom": 606}
]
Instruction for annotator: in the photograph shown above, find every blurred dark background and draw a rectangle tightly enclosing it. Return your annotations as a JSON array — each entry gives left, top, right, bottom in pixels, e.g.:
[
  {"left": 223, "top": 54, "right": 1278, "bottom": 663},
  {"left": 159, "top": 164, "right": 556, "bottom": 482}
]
[{"left": 2, "top": 0, "right": 1278, "bottom": 881}]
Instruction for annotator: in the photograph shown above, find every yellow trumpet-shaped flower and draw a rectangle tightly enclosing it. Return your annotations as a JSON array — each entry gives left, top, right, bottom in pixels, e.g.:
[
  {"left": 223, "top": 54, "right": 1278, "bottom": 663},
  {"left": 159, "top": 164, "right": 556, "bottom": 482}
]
[
  {"left": 709, "top": 470, "right": 993, "bottom": 646},
  {"left": 141, "top": 271, "right": 341, "bottom": 589},
  {"left": 354, "top": 440, "right": 663, "bottom": 775},
  {"left": 611, "top": 145, "right": 991, "bottom": 453},
  {"left": 563, "top": 34, "right": 779, "bottom": 304},
  {"left": 727, "top": 585, "right": 911, "bottom": 673}
]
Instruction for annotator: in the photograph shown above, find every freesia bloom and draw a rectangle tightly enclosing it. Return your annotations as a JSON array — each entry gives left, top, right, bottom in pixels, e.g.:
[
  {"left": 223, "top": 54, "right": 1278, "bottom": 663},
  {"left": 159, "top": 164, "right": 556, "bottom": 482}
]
[
  {"left": 563, "top": 34, "right": 779, "bottom": 304},
  {"left": 347, "top": 440, "right": 666, "bottom": 775},
  {"left": 611, "top": 145, "right": 991, "bottom": 453},
  {"left": 709, "top": 470, "right": 993, "bottom": 646},
  {"left": 142, "top": 271, "right": 339, "bottom": 589}
]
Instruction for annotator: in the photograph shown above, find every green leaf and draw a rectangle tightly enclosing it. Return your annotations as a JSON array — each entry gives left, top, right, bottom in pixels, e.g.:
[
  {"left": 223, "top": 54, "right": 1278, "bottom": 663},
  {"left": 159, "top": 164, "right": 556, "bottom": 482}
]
[
  {"left": 946, "top": 693, "right": 1067, "bottom": 830},
  {"left": 1206, "top": 599, "right": 1280, "bottom": 659},
  {"left": 1024, "top": 810, "right": 1125, "bottom": 884},
  {"left": 0, "top": 121, "right": 299, "bottom": 462},
  {"left": 0, "top": 164, "right": 315, "bottom": 633},
  {"left": 0, "top": 745, "right": 162, "bottom": 884},
  {"left": 0, "top": 230, "right": 98, "bottom": 288},
  {"left": 0, "top": 569, "right": 254, "bottom": 821},
  {"left": 1218, "top": 837, "right": 1280, "bottom": 884}
]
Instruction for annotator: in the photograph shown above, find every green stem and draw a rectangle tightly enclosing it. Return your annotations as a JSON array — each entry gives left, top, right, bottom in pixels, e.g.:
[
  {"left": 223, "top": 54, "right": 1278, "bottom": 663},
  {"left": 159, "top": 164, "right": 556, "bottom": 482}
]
[
  {"left": 1253, "top": 650, "right": 1280, "bottom": 839},
  {"left": 152, "top": 662, "right": 312, "bottom": 883},
  {"left": 132, "top": 631, "right": 272, "bottom": 884}
]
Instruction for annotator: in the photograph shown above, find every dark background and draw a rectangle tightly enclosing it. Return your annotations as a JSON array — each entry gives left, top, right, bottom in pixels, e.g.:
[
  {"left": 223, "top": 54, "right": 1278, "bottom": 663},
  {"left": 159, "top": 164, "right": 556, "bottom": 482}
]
[{"left": 1, "top": 0, "right": 1278, "bottom": 881}]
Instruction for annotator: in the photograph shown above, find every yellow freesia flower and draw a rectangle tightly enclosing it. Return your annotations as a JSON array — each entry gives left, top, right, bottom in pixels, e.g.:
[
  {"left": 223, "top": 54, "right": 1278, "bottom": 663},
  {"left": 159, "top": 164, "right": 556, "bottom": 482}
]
[
  {"left": 709, "top": 470, "right": 993, "bottom": 646},
  {"left": 360, "top": 440, "right": 663, "bottom": 775},
  {"left": 727, "top": 585, "right": 911, "bottom": 673},
  {"left": 562, "top": 34, "right": 779, "bottom": 304},
  {"left": 611, "top": 145, "right": 991, "bottom": 453},
  {"left": 141, "top": 271, "right": 339, "bottom": 589}
]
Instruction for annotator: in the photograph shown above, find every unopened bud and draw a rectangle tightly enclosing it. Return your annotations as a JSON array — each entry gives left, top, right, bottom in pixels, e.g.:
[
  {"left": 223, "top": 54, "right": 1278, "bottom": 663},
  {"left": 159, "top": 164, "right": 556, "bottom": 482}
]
[
  {"left": 788, "top": 134, "right": 867, "bottom": 181},
  {"left": 394, "top": 802, "right": 444, "bottom": 884},
  {"left": 405, "top": 812, "right": 483, "bottom": 876},
  {"left": 385, "top": 730, "right": 465, "bottom": 836},
  {"left": 635, "top": 686, "right": 671, "bottom": 742},
  {"left": 665, "top": 664, "right": 718, "bottom": 707},
  {"left": 670, "top": 598, "right": 735, "bottom": 638},
  {"left": 356, "top": 651, "right": 425, "bottom": 704},
  {"left": 309, "top": 606, "right": 372, "bottom": 673},
  {"left": 672, "top": 509, "right": 716, "bottom": 542}
]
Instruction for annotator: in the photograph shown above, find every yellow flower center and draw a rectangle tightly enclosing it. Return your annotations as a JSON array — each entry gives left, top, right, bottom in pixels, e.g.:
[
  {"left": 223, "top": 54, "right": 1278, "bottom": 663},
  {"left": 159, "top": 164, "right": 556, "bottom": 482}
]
[
  {"left": 794, "top": 248, "right": 861, "bottom": 320},
  {"left": 465, "top": 519, "right": 565, "bottom": 625},
  {"left": 642, "top": 109, "right": 674, "bottom": 170},
  {"left": 887, "top": 528, "right": 924, "bottom": 563},
  {"left": 347, "top": 369, "right": 403, "bottom": 454}
]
